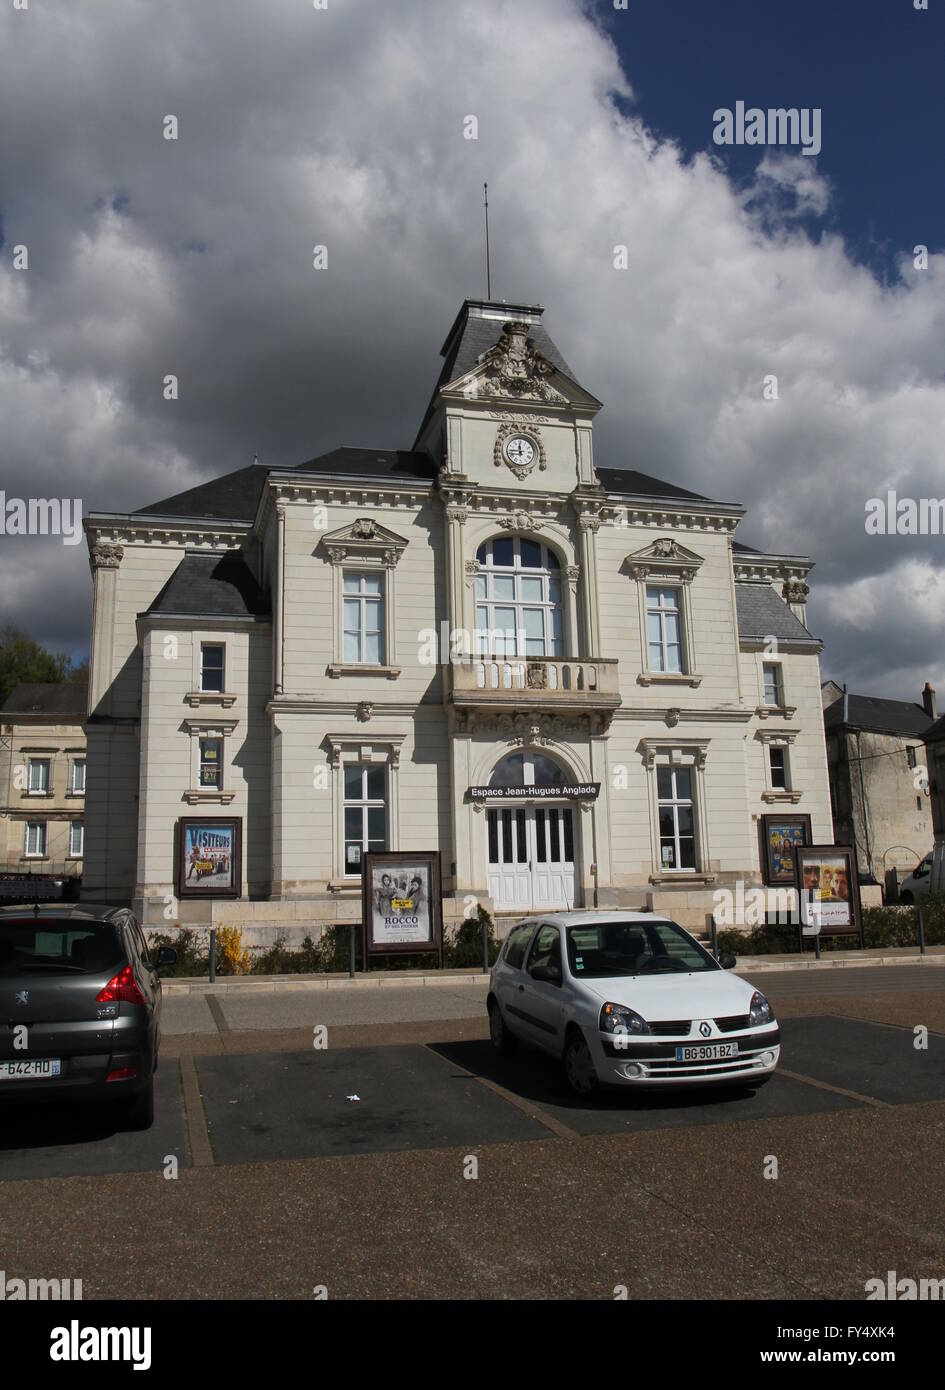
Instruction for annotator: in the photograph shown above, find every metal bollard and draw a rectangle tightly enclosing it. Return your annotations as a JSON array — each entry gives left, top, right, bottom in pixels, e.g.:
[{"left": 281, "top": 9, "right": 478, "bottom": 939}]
[
  {"left": 209, "top": 928, "right": 216, "bottom": 984},
  {"left": 710, "top": 912, "right": 718, "bottom": 960},
  {"left": 349, "top": 922, "right": 357, "bottom": 978},
  {"left": 917, "top": 906, "right": 926, "bottom": 956}
]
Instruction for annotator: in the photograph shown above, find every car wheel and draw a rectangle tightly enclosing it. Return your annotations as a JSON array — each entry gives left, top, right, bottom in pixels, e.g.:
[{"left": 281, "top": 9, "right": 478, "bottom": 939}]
[
  {"left": 489, "top": 999, "right": 518, "bottom": 1055},
  {"left": 563, "top": 1029, "right": 599, "bottom": 1097},
  {"left": 122, "top": 1078, "right": 155, "bottom": 1131},
  {"left": 899, "top": 891, "right": 913, "bottom": 905}
]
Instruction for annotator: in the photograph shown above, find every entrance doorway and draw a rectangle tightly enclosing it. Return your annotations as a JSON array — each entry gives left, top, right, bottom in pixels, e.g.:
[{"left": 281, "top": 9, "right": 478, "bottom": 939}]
[{"left": 484, "top": 752, "right": 581, "bottom": 912}]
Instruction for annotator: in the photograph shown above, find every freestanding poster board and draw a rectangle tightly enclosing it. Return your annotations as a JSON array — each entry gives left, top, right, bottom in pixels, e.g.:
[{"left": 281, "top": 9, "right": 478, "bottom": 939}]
[
  {"left": 793, "top": 843, "right": 864, "bottom": 947},
  {"left": 361, "top": 850, "right": 443, "bottom": 968}
]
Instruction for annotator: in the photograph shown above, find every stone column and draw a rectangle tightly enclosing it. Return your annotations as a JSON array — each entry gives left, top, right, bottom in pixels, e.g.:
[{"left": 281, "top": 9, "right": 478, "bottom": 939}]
[{"left": 88, "top": 542, "right": 123, "bottom": 716}]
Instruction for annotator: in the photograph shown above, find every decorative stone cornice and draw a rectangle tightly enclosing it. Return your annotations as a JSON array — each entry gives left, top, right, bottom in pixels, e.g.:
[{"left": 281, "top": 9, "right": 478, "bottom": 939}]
[
  {"left": 625, "top": 537, "right": 705, "bottom": 583},
  {"left": 639, "top": 737, "right": 710, "bottom": 770},
  {"left": 497, "top": 510, "right": 543, "bottom": 533},
  {"left": 320, "top": 517, "right": 409, "bottom": 567},
  {"left": 782, "top": 579, "right": 810, "bottom": 604}
]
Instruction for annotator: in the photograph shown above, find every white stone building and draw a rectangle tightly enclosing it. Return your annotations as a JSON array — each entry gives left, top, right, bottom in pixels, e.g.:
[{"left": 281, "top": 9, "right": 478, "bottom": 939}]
[{"left": 82, "top": 298, "right": 833, "bottom": 939}]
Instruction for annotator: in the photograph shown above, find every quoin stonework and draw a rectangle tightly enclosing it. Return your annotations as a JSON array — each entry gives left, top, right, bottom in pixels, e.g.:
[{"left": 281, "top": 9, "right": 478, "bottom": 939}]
[{"left": 81, "top": 298, "right": 834, "bottom": 941}]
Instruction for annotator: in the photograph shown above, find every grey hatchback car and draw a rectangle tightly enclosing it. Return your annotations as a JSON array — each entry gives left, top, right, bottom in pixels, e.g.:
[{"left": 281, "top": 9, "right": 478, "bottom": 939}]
[{"left": 0, "top": 905, "right": 175, "bottom": 1129}]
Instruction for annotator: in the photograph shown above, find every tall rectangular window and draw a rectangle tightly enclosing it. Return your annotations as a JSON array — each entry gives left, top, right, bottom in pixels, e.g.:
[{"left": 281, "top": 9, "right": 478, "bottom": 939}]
[
  {"left": 69, "top": 821, "right": 84, "bottom": 857},
  {"left": 657, "top": 766, "right": 696, "bottom": 870},
  {"left": 71, "top": 758, "right": 86, "bottom": 794},
  {"left": 763, "top": 663, "right": 783, "bottom": 707},
  {"left": 646, "top": 587, "right": 683, "bottom": 673},
  {"left": 200, "top": 644, "right": 225, "bottom": 692},
  {"left": 199, "top": 738, "right": 222, "bottom": 789},
  {"left": 25, "top": 822, "right": 47, "bottom": 857},
  {"left": 28, "top": 758, "right": 50, "bottom": 795},
  {"left": 343, "top": 572, "right": 384, "bottom": 665},
  {"left": 343, "top": 764, "right": 386, "bottom": 872},
  {"left": 769, "top": 747, "right": 788, "bottom": 790}
]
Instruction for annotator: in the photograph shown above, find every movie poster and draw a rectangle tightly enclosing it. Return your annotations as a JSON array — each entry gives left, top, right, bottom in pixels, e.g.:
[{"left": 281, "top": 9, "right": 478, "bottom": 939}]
[
  {"left": 795, "top": 845, "right": 861, "bottom": 937},
  {"left": 178, "top": 818, "right": 242, "bottom": 898},
  {"left": 362, "top": 851, "right": 442, "bottom": 958}
]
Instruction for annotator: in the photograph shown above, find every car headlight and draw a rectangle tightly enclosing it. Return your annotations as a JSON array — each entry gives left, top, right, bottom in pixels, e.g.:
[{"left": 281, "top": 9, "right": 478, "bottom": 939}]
[
  {"left": 749, "top": 990, "right": 773, "bottom": 1026},
  {"left": 600, "top": 1002, "right": 650, "bottom": 1036}
]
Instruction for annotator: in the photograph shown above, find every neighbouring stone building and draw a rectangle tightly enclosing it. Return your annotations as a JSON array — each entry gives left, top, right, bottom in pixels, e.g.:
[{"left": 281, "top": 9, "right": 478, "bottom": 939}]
[
  {"left": 822, "top": 683, "right": 935, "bottom": 891},
  {"left": 81, "top": 297, "right": 834, "bottom": 941},
  {"left": 0, "top": 681, "right": 88, "bottom": 881}
]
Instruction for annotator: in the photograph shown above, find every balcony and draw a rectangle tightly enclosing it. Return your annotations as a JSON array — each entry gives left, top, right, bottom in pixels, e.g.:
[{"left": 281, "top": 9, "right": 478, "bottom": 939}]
[{"left": 445, "top": 656, "right": 622, "bottom": 714}]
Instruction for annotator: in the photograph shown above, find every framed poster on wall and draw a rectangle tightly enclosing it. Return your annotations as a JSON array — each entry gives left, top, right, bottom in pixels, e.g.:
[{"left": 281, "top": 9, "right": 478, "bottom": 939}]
[
  {"left": 361, "top": 850, "right": 442, "bottom": 963},
  {"left": 177, "top": 817, "right": 242, "bottom": 899},
  {"left": 793, "top": 843, "right": 863, "bottom": 942},
  {"left": 759, "top": 813, "right": 812, "bottom": 886}
]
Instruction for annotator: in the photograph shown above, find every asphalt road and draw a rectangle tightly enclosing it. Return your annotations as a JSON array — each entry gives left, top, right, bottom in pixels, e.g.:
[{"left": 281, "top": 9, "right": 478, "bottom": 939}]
[{"left": 0, "top": 965, "right": 943, "bottom": 1299}]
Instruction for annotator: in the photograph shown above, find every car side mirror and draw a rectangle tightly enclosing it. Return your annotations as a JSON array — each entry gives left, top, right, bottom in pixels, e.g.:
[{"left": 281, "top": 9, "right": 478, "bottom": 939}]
[
  {"left": 530, "top": 963, "right": 561, "bottom": 985},
  {"left": 718, "top": 952, "right": 737, "bottom": 970},
  {"left": 156, "top": 947, "right": 178, "bottom": 967}
]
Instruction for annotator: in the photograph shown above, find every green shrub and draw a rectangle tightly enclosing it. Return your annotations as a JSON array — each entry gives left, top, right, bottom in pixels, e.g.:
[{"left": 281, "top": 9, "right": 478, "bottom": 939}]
[
  {"left": 252, "top": 932, "right": 321, "bottom": 974},
  {"left": 148, "top": 927, "right": 209, "bottom": 976},
  {"left": 715, "top": 899, "right": 945, "bottom": 956},
  {"left": 444, "top": 904, "right": 500, "bottom": 967}
]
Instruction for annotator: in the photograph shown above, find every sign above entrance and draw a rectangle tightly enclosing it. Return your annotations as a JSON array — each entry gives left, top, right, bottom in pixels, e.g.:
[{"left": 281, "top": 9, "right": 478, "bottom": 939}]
[{"left": 469, "top": 782, "right": 600, "bottom": 801}]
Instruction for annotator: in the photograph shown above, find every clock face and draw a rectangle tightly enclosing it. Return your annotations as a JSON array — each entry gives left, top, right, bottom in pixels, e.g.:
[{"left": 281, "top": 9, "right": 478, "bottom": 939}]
[{"left": 505, "top": 435, "right": 535, "bottom": 468}]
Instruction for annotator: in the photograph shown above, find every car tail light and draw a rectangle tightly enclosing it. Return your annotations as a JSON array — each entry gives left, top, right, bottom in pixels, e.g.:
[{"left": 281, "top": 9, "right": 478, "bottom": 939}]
[
  {"left": 96, "top": 965, "right": 146, "bottom": 1008},
  {"left": 106, "top": 1066, "right": 137, "bottom": 1082}
]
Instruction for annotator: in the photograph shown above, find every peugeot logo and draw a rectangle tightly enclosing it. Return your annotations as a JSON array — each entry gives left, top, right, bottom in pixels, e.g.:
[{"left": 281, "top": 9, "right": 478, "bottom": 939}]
[
  {"left": 14, "top": 991, "right": 29, "bottom": 1006},
  {"left": 699, "top": 1021, "right": 712, "bottom": 1038}
]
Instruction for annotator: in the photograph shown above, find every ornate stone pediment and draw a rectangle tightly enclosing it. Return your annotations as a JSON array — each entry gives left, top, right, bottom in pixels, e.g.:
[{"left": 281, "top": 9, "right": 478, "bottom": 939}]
[
  {"left": 624, "top": 537, "right": 705, "bottom": 583},
  {"left": 474, "top": 321, "right": 567, "bottom": 404},
  {"left": 320, "top": 517, "right": 409, "bottom": 566}
]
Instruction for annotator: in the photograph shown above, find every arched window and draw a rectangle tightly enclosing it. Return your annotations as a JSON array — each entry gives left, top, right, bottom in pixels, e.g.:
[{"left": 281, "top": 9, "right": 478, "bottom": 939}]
[
  {"left": 474, "top": 536, "right": 563, "bottom": 658},
  {"left": 489, "top": 751, "right": 566, "bottom": 788}
]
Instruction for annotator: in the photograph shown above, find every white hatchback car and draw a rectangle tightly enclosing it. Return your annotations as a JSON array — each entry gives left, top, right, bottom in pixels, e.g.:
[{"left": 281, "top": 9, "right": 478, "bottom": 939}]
[{"left": 488, "top": 911, "right": 780, "bottom": 1096}]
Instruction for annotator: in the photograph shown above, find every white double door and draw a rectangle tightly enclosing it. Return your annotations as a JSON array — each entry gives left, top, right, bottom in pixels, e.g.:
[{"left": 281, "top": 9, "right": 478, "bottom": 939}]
[{"left": 486, "top": 803, "right": 578, "bottom": 912}]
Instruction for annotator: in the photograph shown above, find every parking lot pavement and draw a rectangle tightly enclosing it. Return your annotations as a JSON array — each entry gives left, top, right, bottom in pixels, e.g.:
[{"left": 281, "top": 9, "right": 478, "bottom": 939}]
[
  {"left": 197, "top": 1043, "right": 546, "bottom": 1164},
  {"left": 161, "top": 985, "right": 488, "bottom": 1035},
  {"left": 0, "top": 1066, "right": 189, "bottom": 1181},
  {"left": 4, "top": 1014, "right": 943, "bottom": 1182}
]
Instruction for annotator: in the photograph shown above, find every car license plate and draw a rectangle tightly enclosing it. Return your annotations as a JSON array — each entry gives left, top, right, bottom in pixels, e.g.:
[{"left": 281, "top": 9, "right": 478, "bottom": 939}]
[
  {"left": 0, "top": 1059, "right": 62, "bottom": 1080},
  {"left": 675, "top": 1043, "right": 737, "bottom": 1061}
]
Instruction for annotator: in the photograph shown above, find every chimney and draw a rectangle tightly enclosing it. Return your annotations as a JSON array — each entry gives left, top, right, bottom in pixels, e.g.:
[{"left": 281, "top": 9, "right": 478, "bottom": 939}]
[{"left": 923, "top": 682, "right": 937, "bottom": 720}]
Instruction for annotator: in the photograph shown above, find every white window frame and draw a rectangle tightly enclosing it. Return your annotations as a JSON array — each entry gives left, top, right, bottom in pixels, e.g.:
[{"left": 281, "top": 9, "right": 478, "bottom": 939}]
[
  {"left": 200, "top": 642, "right": 226, "bottom": 694},
  {"left": 25, "top": 821, "right": 47, "bottom": 858},
  {"left": 342, "top": 571, "right": 385, "bottom": 666},
  {"left": 341, "top": 762, "right": 388, "bottom": 877},
  {"left": 326, "top": 735, "right": 405, "bottom": 886},
  {"left": 762, "top": 662, "right": 783, "bottom": 708},
  {"left": 757, "top": 730, "right": 801, "bottom": 803},
  {"left": 626, "top": 539, "right": 703, "bottom": 687},
  {"left": 656, "top": 764, "right": 697, "bottom": 873},
  {"left": 69, "top": 821, "right": 84, "bottom": 857},
  {"left": 322, "top": 518, "right": 407, "bottom": 679},
  {"left": 27, "top": 758, "right": 51, "bottom": 795},
  {"left": 183, "top": 718, "right": 237, "bottom": 804},
  {"left": 640, "top": 739, "right": 713, "bottom": 882},
  {"left": 646, "top": 586, "right": 685, "bottom": 674},
  {"left": 71, "top": 758, "right": 86, "bottom": 794},
  {"left": 473, "top": 536, "right": 564, "bottom": 658}
]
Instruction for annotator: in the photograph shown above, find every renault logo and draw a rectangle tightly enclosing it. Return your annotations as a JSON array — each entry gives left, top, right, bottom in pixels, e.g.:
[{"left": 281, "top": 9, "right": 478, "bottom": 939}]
[
  {"left": 14, "top": 991, "right": 29, "bottom": 1006},
  {"left": 699, "top": 1021, "right": 711, "bottom": 1038}
]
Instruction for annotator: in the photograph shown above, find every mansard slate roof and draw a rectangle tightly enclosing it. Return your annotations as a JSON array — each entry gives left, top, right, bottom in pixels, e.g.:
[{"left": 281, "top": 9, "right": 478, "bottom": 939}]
[
  {"left": 145, "top": 551, "right": 270, "bottom": 620},
  {"left": 734, "top": 582, "right": 818, "bottom": 645},
  {"left": 1, "top": 681, "right": 88, "bottom": 717},
  {"left": 825, "top": 693, "right": 935, "bottom": 740}
]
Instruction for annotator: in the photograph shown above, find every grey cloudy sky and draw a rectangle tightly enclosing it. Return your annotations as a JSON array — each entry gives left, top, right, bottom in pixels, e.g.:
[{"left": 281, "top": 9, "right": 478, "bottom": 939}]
[{"left": 1, "top": 0, "right": 943, "bottom": 699}]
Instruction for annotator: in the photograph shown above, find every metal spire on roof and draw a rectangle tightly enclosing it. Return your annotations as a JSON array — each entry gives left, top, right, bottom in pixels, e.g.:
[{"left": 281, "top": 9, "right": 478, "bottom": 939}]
[{"left": 483, "top": 182, "right": 492, "bottom": 300}]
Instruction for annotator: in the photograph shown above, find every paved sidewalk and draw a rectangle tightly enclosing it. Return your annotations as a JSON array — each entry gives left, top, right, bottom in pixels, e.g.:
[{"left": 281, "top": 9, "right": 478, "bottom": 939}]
[{"left": 161, "top": 944, "right": 945, "bottom": 995}]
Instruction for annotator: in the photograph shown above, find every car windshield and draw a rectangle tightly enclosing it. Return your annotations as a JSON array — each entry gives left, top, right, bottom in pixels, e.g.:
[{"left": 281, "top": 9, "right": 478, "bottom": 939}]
[
  {"left": 565, "top": 919, "right": 718, "bottom": 978},
  {"left": 0, "top": 919, "right": 125, "bottom": 976}
]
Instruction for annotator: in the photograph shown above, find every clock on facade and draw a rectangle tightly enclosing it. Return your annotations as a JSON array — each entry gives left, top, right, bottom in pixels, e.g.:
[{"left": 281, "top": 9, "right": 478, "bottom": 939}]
[{"left": 504, "top": 435, "right": 535, "bottom": 468}]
